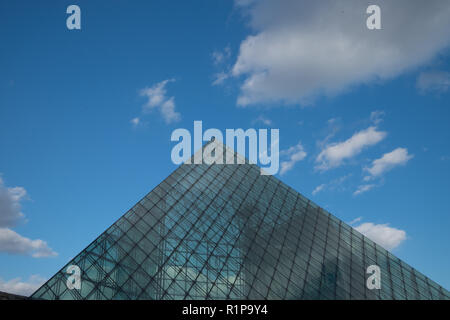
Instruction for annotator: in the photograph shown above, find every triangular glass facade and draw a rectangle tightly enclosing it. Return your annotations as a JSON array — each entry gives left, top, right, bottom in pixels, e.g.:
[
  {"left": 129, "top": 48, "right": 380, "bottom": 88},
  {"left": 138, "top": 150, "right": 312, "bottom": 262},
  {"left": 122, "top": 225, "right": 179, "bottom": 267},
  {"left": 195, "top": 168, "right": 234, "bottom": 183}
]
[{"left": 31, "top": 142, "right": 450, "bottom": 300}]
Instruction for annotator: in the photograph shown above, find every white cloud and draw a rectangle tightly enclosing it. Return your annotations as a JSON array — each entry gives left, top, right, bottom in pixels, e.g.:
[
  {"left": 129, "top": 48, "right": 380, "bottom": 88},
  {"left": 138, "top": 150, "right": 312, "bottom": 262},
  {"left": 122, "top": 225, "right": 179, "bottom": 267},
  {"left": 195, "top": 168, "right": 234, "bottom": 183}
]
[
  {"left": 312, "top": 184, "right": 325, "bottom": 195},
  {"left": 370, "top": 110, "right": 385, "bottom": 125},
  {"left": 232, "top": 0, "right": 450, "bottom": 106},
  {"left": 212, "top": 46, "right": 232, "bottom": 86},
  {"left": 316, "top": 126, "right": 387, "bottom": 170},
  {"left": 140, "top": 79, "right": 181, "bottom": 123},
  {"left": 353, "top": 184, "right": 375, "bottom": 196},
  {"left": 252, "top": 115, "right": 273, "bottom": 126},
  {"left": 280, "top": 141, "right": 307, "bottom": 175},
  {"left": 0, "top": 228, "right": 57, "bottom": 258},
  {"left": 348, "top": 217, "right": 362, "bottom": 225},
  {"left": 0, "top": 177, "right": 26, "bottom": 228},
  {"left": 416, "top": 71, "right": 450, "bottom": 93},
  {"left": 212, "top": 72, "right": 230, "bottom": 86},
  {"left": 316, "top": 118, "right": 342, "bottom": 150},
  {"left": 130, "top": 117, "right": 140, "bottom": 127},
  {"left": 0, "top": 176, "right": 56, "bottom": 258},
  {"left": 212, "top": 46, "right": 231, "bottom": 65},
  {"left": 0, "top": 275, "right": 46, "bottom": 296},
  {"left": 354, "top": 222, "right": 407, "bottom": 250},
  {"left": 364, "top": 148, "right": 413, "bottom": 180},
  {"left": 159, "top": 98, "right": 180, "bottom": 123},
  {"left": 315, "top": 174, "right": 352, "bottom": 195}
]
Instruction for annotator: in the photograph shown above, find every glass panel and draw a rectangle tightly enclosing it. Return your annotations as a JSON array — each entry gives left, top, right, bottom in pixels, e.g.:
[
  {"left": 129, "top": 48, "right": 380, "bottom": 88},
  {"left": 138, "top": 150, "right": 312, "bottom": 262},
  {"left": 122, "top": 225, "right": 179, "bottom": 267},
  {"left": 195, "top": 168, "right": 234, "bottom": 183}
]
[{"left": 30, "top": 152, "right": 450, "bottom": 300}]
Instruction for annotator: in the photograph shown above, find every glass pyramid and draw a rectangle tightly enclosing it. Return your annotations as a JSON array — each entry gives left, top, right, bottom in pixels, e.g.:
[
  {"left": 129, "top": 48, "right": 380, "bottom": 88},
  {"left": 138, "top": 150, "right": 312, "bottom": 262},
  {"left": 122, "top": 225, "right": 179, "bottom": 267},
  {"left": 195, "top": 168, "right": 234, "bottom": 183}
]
[{"left": 31, "top": 141, "right": 449, "bottom": 300}]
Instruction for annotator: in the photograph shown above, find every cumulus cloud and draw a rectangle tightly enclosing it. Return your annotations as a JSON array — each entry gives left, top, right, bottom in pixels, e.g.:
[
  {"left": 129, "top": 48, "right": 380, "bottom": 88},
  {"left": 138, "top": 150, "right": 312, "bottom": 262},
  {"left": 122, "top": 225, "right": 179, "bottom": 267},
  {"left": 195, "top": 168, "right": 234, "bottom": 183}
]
[
  {"left": 0, "top": 177, "right": 26, "bottom": 228},
  {"left": 364, "top": 148, "right": 413, "bottom": 180},
  {"left": 280, "top": 141, "right": 307, "bottom": 175},
  {"left": 316, "top": 126, "right": 387, "bottom": 171},
  {"left": 0, "top": 275, "right": 46, "bottom": 296},
  {"left": 354, "top": 222, "right": 407, "bottom": 250},
  {"left": 232, "top": 0, "right": 450, "bottom": 106},
  {"left": 140, "top": 79, "right": 181, "bottom": 123},
  {"left": 0, "top": 228, "right": 57, "bottom": 258},
  {"left": 416, "top": 71, "right": 450, "bottom": 94},
  {"left": 0, "top": 176, "right": 56, "bottom": 258},
  {"left": 353, "top": 184, "right": 376, "bottom": 196}
]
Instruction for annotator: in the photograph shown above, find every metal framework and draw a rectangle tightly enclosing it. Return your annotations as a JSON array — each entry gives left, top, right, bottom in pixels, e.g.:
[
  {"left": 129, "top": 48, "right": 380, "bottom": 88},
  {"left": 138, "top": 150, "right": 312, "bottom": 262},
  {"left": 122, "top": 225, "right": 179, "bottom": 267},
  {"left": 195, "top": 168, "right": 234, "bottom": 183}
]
[{"left": 31, "top": 143, "right": 449, "bottom": 300}]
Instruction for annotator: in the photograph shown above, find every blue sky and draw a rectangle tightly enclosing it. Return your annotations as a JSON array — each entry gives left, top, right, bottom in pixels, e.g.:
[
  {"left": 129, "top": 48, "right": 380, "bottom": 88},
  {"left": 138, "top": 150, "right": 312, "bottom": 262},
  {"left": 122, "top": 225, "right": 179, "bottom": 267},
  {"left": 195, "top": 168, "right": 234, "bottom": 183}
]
[{"left": 1, "top": 0, "right": 450, "bottom": 295}]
